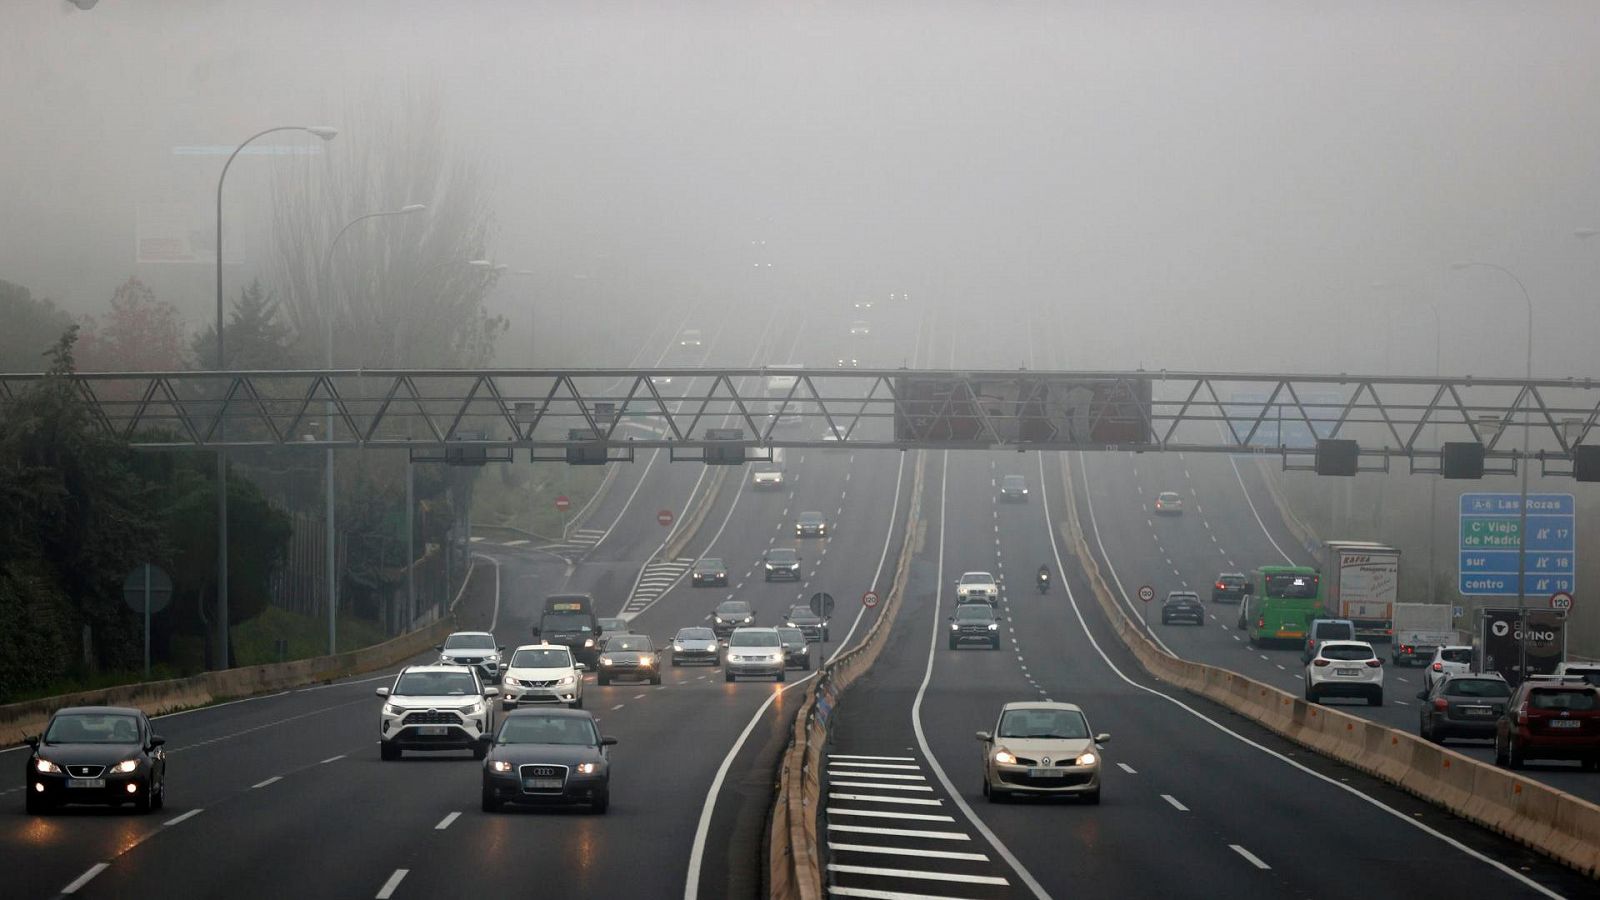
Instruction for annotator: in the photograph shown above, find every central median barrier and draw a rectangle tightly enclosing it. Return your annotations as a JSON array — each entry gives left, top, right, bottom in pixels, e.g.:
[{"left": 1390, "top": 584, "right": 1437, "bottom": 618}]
[
  {"left": 767, "top": 451, "right": 927, "bottom": 900},
  {"left": 1054, "top": 452, "right": 1600, "bottom": 878}
]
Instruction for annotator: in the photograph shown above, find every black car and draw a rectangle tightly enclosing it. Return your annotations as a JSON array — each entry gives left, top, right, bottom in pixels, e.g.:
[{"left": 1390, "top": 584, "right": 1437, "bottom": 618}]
[
  {"left": 777, "top": 627, "right": 813, "bottom": 670},
  {"left": 1212, "top": 572, "right": 1248, "bottom": 603},
  {"left": 998, "top": 475, "right": 1029, "bottom": 502},
  {"left": 480, "top": 708, "right": 616, "bottom": 814},
  {"left": 692, "top": 558, "right": 729, "bottom": 587},
  {"left": 764, "top": 548, "right": 802, "bottom": 582},
  {"left": 795, "top": 511, "right": 828, "bottom": 537},
  {"left": 712, "top": 599, "right": 756, "bottom": 639},
  {"left": 25, "top": 706, "right": 167, "bottom": 814},
  {"left": 1161, "top": 591, "right": 1205, "bottom": 625},
  {"left": 596, "top": 634, "right": 661, "bottom": 686},
  {"left": 1419, "top": 674, "right": 1512, "bottom": 743},
  {"left": 785, "top": 604, "right": 830, "bottom": 642},
  {"left": 948, "top": 603, "right": 1002, "bottom": 650}
]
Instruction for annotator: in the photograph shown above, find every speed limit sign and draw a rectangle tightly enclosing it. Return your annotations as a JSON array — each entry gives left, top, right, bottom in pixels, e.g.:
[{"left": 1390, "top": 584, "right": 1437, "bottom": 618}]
[
  {"left": 862, "top": 590, "right": 880, "bottom": 609},
  {"left": 1136, "top": 585, "right": 1155, "bottom": 603}
]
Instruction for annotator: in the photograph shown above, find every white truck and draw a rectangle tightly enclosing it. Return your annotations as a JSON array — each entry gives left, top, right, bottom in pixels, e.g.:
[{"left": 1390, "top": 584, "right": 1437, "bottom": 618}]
[
  {"left": 1318, "top": 540, "right": 1399, "bottom": 642},
  {"left": 1390, "top": 602, "right": 1455, "bottom": 666}
]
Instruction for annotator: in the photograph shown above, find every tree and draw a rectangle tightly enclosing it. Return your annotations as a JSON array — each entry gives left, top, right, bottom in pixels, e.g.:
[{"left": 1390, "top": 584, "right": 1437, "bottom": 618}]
[
  {"left": 190, "top": 278, "right": 304, "bottom": 370},
  {"left": 75, "top": 277, "right": 185, "bottom": 372},
  {"left": 0, "top": 278, "right": 74, "bottom": 372}
]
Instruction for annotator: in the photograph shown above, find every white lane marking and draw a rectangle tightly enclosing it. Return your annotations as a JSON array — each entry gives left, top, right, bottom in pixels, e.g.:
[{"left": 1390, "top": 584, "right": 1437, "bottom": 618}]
[
  {"left": 1056, "top": 451, "right": 1565, "bottom": 900},
  {"left": 829, "top": 793, "right": 944, "bottom": 806},
  {"left": 911, "top": 451, "right": 1049, "bottom": 900},
  {"left": 251, "top": 776, "right": 282, "bottom": 789},
  {"left": 827, "top": 771, "right": 925, "bottom": 781},
  {"left": 634, "top": 693, "right": 647, "bottom": 700},
  {"left": 611, "top": 704, "right": 625, "bottom": 710},
  {"left": 375, "top": 868, "right": 409, "bottom": 899},
  {"left": 435, "top": 811, "right": 461, "bottom": 830},
  {"left": 1161, "top": 794, "right": 1190, "bottom": 811},
  {"left": 827, "top": 864, "right": 1008, "bottom": 886},
  {"left": 61, "top": 863, "right": 109, "bottom": 895},
  {"left": 827, "top": 823, "right": 970, "bottom": 841},
  {"left": 830, "top": 808, "right": 954, "bottom": 822},
  {"left": 829, "top": 843, "right": 990, "bottom": 862},
  {"left": 832, "top": 754, "right": 916, "bottom": 761},
  {"left": 163, "top": 809, "right": 204, "bottom": 826},
  {"left": 830, "top": 761, "right": 923, "bottom": 770},
  {"left": 1230, "top": 844, "right": 1272, "bottom": 870},
  {"left": 320, "top": 754, "right": 345, "bottom": 764},
  {"left": 1116, "top": 763, "right": 1137, "bottom": 774},
  {"left": 829, "top": 781, "right": 936, "bottom": 792}
]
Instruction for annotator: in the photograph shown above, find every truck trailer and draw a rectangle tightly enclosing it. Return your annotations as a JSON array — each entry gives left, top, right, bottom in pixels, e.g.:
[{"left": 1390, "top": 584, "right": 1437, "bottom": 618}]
[{"left": 1317, "top": 541, "right": 1399, "bottom": 642}]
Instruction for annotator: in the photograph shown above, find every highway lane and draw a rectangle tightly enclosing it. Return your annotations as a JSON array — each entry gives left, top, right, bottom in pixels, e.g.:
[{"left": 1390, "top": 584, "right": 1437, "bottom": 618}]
[{"left": 1071, "top": 445, "right": 1600, "bottom": 806}]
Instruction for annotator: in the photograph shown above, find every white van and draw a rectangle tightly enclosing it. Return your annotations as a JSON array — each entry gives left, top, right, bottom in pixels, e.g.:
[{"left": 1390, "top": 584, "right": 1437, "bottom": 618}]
[{"left": 752, "top": 448, "right": 785, "bottom": 488}]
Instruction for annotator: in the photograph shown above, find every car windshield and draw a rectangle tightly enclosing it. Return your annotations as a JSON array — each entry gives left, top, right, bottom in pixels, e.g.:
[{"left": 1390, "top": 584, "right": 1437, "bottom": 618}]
[
  {"left": 597, "top": 618, "right": 626, "bottom": 632},
  {"left": 1167, "top": 594, "right": 1198, "bottom": 603},
  {"left": 497, "top": 715, "right": 598, "bottom": 746},
  {"left": 1314, "top": 623, "right": 1354, "bottom": 640},
  {"left": 799, "top": 512, "right": 823, "bottom": 523},
  {"left": 768, "top": 550, "right": 798, "bottom": 563},
  {"left": 1529, "top": 690, "right": 1598, "bottom": 711},
  {"left": 510, "top": 648, "right": 572, "bottom": 668},
  {"left": 1444, "top": 679, "right": 1511, "bottom": 699},
  {"left": 1265, "top": 574, "right": 1318, "bottom": 599},
  {"left": 998, "top": 708, "right": 1090, "bottom": 740},
  {"left": 676, "top": 628, "right": 715, "bottom": 641},
  {"left": 541, "top": 612, "right": 592, "bottom": 630},
  {"left": 607, "top": 636, "right": 652, "bottom": 652},
  {"left": 1159, "top": 492, "right": 1180, "bottom": 501},
  {"left": 393, "top": 671, "right": 478, "bottom": 695},
  {"left": 444, "top": 633, "right": 494, "bottom": 650},
  {"left": 955, "top": 606, "right": 994, "bottom": 621},
  {"left": 778, "top": 628, "right": 805, "bottom": 643},
  {"left": 789, "top": 606, "right": 818, "bottom": 620},
  {"left": 45, "top": 713, "right": 141, "bottom": 744},
  {"left": 695, "top": 559, "right": 724, "bottom": 571},
  {"left": 731, "top": 632, "right": 780, "bottom": 648},
  {"left": 961, "top": 574, "right": 994, "bottom": 585},
  {"left": 1002, "top": 476, "right": 1025, "bottom": 487},
  {"left": 717, "top": 602, "right": 752, "bottom": 616},
  {"left": 1220, "top": 575, "right": 1245, "bottom": 585},
  {"left": 1320, "top": 645, "right": 1375, "bottom": 661},
  {"left": 1440, "top": 648, "right": 1473, "bottom": 664}
]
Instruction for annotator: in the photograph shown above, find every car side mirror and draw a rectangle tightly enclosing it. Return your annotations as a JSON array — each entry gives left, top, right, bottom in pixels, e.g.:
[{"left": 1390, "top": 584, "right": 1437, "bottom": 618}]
[
  {"left": 601, "top": 736, "right": 619, "bottom": 747},
  {"left": 947, "top": 615, "right": 955, "bottom": 621},
  {"left": 479, "top": 733, "right": 495, "bottom": 746},
  {"left": 1416, "top": 690, "right": 1428, "bottom": 701},
  {"left": 483, "top": 687, "right": 500, "bottom": 698},
  {"left": 434, "top": 645, "right": 443, "bottom": 653},
  {"left": 149, "top": 735, "right": 166, "bottom": 748},
  {"left": 498, "top": 646, "right": 506, "bottom": 654},
  {"left": 24, "top": 735, "right": 39, "bottom": 749},
  {"left": 975, "top": 731, "right": 992, "bottom": 742},
  {"left": 576, "top": 663, "right": 588, "bottom": 672},
  {"left": 375, "top": 687, "right": 390, "bottom": 698},
  {"left": 1095, "top": 733, "right": 1111, "bottom": 744}
]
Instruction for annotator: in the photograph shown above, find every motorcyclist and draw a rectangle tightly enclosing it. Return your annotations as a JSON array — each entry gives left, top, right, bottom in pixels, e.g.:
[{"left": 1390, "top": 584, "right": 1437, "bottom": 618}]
[{"left": 1036, "top": 564, "right": 1051, "bottom": 593}]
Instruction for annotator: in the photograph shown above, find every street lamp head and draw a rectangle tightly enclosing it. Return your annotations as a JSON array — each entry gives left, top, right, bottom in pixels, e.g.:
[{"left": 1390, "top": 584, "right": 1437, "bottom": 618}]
[
  {"left": 399, "top": 204, "right": 427, "bottom": 214},
  {"left": 305, "top": 126, "right": 339, "bottom": 141}
]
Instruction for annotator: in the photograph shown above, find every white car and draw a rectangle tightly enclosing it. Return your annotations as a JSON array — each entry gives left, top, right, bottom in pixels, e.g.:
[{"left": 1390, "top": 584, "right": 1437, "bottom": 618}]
[
  {"left": 376, "top": 665, "right": 497, "bottom": 760},
  {"left": 678, "top": 328, "right": 703, "bottom": 348},
  {"left": 1305, "top": 640, "right": 1384, "bottom": 706},
  {"left": 1154, "top": 491, "right": 1183, "bottom": 515},
  {"left": 849, "top": 320, "right": 871, "bottom": 336},
  {"left": 500, "top": 644, "right": 586, "bottom": 709},
  {"left": 1424, "top": 645, "right": 1474, "bottom": 692},
  {"left": 957, "top": 571, "right": 999, "bottom": 605},
  {"left": 437, "top": 631, "right": 503, "bottom": 684},
  {"left": 724, "top": 627, "right": 786, "bottom": 683}
]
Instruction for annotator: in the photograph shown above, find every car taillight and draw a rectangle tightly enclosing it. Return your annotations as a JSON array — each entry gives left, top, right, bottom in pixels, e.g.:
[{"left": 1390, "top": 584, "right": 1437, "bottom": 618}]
[
  {"left": 1432, "top": 662, "right": 1443, "bottom": 672},
  {"left": 1433, "top": 698, "right": 1449, "bottom": 711},
  {"left": 1400, "top": 644, "right": 1413, "bottom": 655},
  {"left": 1516, "top": 703, "right": 1529, "bottom": 726},
  {"left": 1365, "top": 659, "right": 1383, "bottom": 668},
  {"left": 1256, "top": 618, "right": 1265, "bottom": 629},
  {"left": 1313, "top": 659, "right": 1330, "bottom": 667},
  {"left": 1216, "top": 582, "right": 1226, "bottom": 590}
]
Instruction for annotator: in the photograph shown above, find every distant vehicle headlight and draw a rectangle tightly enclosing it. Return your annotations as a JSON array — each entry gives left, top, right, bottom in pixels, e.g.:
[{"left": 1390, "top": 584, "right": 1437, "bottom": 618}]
[
  {"left": 950, "top": 624, "right": 959, "bottom": 631},
  {"left": 988, "top": 624, "right": 998, "bottom": 631},
  {"left": 743, "top": 617, "right": 753, "bottom": 623},
  {"left": 639, "top": 655, "right": 655, "bottom": 666},
  {"left": 584, "top": 638, "right": 595, "bottom": 648}
]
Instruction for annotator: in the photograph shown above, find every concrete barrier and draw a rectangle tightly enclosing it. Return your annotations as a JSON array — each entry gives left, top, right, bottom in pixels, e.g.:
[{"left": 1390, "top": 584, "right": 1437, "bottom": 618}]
[{"left": 1054, "top": 452, "right": 1600, "bottom": 878}]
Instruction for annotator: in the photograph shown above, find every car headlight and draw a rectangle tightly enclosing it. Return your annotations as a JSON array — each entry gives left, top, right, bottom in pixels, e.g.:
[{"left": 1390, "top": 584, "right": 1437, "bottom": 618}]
[
  {"left": 491, "top": 760, "right": 513, "bottom": 773},
  {"left": 112, "top": 759, "right": 139, "bottom": 774},
  {"left": 639, "top": 655, "right": 655, "bottom": 666},
  {"left": 950, "top": 623, "right": 960, "bottom": 631},
  {"left": 674, "top": 643, "right": 685, "bottom": 652},
  {"left": 459, "top": 701, "right": 484, "bottom": 715},
  {"left": 786, "top": 622, "right": 795, "bottom": 628},
  {"left": 576, "top": 762, "right": 599, "bottom": 775},
  {"left": 384, "top": 704, "right": 405, "bottom": 716},
  {"left": 993, "top": 750, "right": 1017, "bottom": 765},
  {"left": 764, "top": 564, "right": 774, "bottom": 571},
  {"left": 558, "top": 675, "right": 575, "bottom": 686},
  {"left": 34, "top": 758, "right": 62, "bottom": 774},
  {"left": 743, "top": 617, "right": 752, "bottom": 623},
  {"left": 503, "top": 677, "right": 520, "bottom": 687},
  {"left": 600, "top": 657, "right": 614, "bottom": 666},
  {"left": 1075, "top": 752, "right": 1097, "bottom": 767},
  {"left": 715, "top": 616, "right": 726, "bottom": 623},
  {"left": 584, "top": 638, "right": 595, "bottom": 648},
  {"left": 988, "top": 623, "right": 998, "bottom": 631}
]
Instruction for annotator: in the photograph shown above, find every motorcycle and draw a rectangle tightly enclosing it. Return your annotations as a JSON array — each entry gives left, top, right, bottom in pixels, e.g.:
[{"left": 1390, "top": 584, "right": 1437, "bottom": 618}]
[{"left": 1036, "top": 571, "right": 1050, "bottom": 594}]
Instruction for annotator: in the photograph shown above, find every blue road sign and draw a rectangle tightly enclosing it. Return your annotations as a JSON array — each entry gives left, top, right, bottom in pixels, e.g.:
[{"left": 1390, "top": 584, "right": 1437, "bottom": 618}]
[{"left": 1458, "top": 493, "right": 1577, "bottom": 597}]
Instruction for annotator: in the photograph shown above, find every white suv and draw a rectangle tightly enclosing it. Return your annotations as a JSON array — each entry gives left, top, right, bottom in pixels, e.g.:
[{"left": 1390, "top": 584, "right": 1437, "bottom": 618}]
[
  {"left": 1424, "top": 645, "right": 1474, "bottom": 692},
  {"left": 1305, "top": 640, "right": 1384, "bottom": 706},
  {"left": 724, "top": 628, "right": 786, "bottom": 683},
  {"left": 376, "top": 665, "right": 497, "bottom": 760},
  {"left": 956, "top": 572, "right": 999, "bottom": 605},
  {"left": 501, "top": 644, "right": 586, "bottom": 709}
]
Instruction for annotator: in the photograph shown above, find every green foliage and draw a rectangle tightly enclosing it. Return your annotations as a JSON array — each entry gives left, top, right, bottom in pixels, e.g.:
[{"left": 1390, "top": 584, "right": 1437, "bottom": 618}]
[
  {"left": 190, "top": 278, "right": 304, "bottom": 370},
  {"left": 0, "top": 278, "right": 74, "bottom": 372},
  {"left": 231, "top": 605, "right": 389, "bottom": 666}
]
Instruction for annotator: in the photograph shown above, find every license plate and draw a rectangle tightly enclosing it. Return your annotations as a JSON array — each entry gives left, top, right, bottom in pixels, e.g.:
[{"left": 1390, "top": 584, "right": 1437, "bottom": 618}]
[
  {"left": 524, "top": 777, "right": 563, "bottom": 790},
  {"left": 1463, "top": 707, "right": 1494, "bottom": 717},
  {"left": 1335, "top": 668, "right": 1360, "bottom": 677},
  {"left": 416, "top": 726, "right": 448, "bottom": 736},
  {"left": 1548, "top": 719, "right": 1581, "bottom": 729},
  {"left": 1027, "top": 768, "right": 1065, "bottom": 778},
  {"left": 67, "top": 778, "right": 106, "bottom": 789}
]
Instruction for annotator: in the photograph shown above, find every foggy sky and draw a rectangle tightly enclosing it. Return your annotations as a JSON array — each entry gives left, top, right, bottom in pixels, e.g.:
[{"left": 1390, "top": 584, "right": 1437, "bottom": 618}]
[{"left": 3, "top": 1, "right": 1598, "bottom": 376}]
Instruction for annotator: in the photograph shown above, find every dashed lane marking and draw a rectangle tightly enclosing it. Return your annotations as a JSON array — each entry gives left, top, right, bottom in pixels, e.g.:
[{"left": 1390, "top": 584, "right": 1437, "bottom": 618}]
[
  {"left": 1230, "top": 845, "right": 1272, "bottom": 870},
  {"left": 1161, "top": 794, "right": 1190, "bottom": 811},
  {"left": 1116, "top": 763, "right": 1137, "bottom": 774},
  {"left": 376, "top": 869, "right": 409, "bottom": 899}
]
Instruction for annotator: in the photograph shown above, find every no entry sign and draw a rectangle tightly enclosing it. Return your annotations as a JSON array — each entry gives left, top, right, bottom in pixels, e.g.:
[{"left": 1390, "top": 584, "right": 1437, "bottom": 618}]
[{"left": 657, "top": 509, "right": 675, "bottom": 527}]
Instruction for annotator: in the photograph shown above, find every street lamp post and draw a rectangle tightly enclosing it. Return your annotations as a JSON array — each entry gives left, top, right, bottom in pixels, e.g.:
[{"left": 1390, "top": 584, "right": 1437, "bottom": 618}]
[
  {"left": 1451, "top": 261, "right": 1534, "bottom": 682},
  {"left": 214, "top": 124, "right": 336, "bottom": 670},
  {"left": 318, "top": 204, "right": 426, "bottom": 654}
]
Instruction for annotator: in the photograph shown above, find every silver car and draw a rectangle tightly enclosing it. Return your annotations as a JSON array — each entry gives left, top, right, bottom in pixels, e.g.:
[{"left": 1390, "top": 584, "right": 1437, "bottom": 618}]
[
  {"left": 724, "top": 627, "right": 786, "bottom": 683},
  {"left": 671, "top": 626, "right": 720, "bottom": 666},
  {"left": 977, "top": 701, "right": 1108, "bottom": 804}
]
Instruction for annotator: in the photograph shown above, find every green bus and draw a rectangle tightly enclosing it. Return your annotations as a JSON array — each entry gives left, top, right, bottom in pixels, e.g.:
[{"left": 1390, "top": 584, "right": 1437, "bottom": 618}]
[{"left": 1236, "top": 566, "right": 1323, "bottom": 646}]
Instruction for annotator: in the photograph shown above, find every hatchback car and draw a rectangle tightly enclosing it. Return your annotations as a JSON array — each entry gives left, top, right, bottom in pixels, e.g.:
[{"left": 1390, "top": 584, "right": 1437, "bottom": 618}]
[
  {"left": 795, "top": 511, "right": 828, "bottom": 537},
  {"left": 999, "top": 475, "right": 1029, "bottom": 502},
  {"left": 1153, "top": 491, "right": 1184, "bottom": 515},
  {"left": 725, "top": 627, "right": 787, "bottom": 682},
  {"left": 1304, "top": 640, "right": 1384, "bottom": 706},
  {"left": 480, "top": 708, "right": 617, "bottom": 814},
  {"left": 377, "top": 666, "right": 497, "bottom": 760},
  {"left": 1212, "top": 572, "right": 1248, "bottom": 603},
  {"left": 948, "top": 603, "right": 1002, "bottom": 650},
  {"left": 501, "top": 644, "right": 585, "bottom": 710},
  {"left": 1495, "top": 682, "right": 1600, "bottom": 770},
  {"left": 1160, "top": 591, "right": 1205, "bottom": 626},
  {"left": 777, "top": 627, "right": 813, "bottom": 670},
  {"left": 977, "top": 702, "right": 1108, "bottom": 804},
  {"left": 785, "top": 604, "right": 830, "bottom": 642},
  {"left": 1418, "top": 674, "right": 1511, "bottom": 743},
  {"left": 956, "top": 571, "right": 999, "bottom": 605},
  {"left": 691, "top": 558, "right": 729, "bottom": 587},
  {"left": 763, "top": 547, "right": 803, "bottom": 582},
  {"left": 1424, "top": 645, "right": 1475, "bottom": 693},
  {"left": 25, "top": 706, "right": 167, "bottom": 814},
  {"left": 671, "top": 626, "right": 720, "bottom": 666},
  {"left": 437, "top": 631, "right": 504, "bottom": 684},
  {"left": 596, "top": 634, "right": 661, "bottom": 686},
  {"left": 712, "top": 599, "right": 756, "bottom": 638},
  {"left": 1301, "top": 618, "right": 1357, "bottom": 664}
]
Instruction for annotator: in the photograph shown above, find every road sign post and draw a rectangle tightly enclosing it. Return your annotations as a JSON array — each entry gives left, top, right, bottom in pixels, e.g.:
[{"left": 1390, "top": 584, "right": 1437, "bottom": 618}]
[
  {"left": 122, "top": 564, "right": 173, "bottom": 678},
  {"left": 1137, "top": 584, "right": 1155, "bottom": 637}
]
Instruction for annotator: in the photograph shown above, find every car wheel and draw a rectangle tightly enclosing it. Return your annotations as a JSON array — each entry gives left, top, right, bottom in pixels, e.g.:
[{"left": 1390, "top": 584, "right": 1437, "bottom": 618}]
[
  {"left": 650, "top": 674, "right": 662, "bottom": 686},
  {"left": 25, "top": 790, "right": 48, "bottom": 815},
  {"left": 1082, "top": 789, "right": 1101, "bottom": 805},
  {"left": 1508, "top": 738, "right": 1525, "bottom": 770},
  {"left": 134, "top": 784, "right": 153, "bottom": 814},
  {"left": 1369, "top": 691, "right": 1384, "bottom": 708},
  {"left": 380, "top": 742, "right": 400, "bottom": 761},
  {"left": 671, "top": 657, "right": 679, "bottom": 668},
  {"left": 987, "top": 785, "right": 1007, "bottom": 804},
  {"left": 151, "top": 780, "right": 165, "bottom": 811},
  {"left": 1494, "top": 736, "right": 1509, "bottom": 767},
  {"left": 989, "top": 638, "right": 999, "bottom": 650},
  {"left": 803, "top": 656, "right": 812, "bottom": 671},
  {"left": 948, "top": 638, "right": 958, "bottom": 650},
  {"left": 481, "top": 788, "right": 501, "bottom": 813},
  {"left": 571, "top": 695, "right": 583, "bottom": 710},
  {"left": 776, "top": 670, "right": 786, "bottom": 683},
  {"left": 472, "top": 742, "right": 488, "bottom": 761},
  {"left": 592, "top": 789, "right": 610, "bottom": 815},
  {"left": 725, "top": 670, "right": 735, "bottom": 683},
  {"left": 1304, "top": 684, "right": 1317, "bottom": 704}
]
